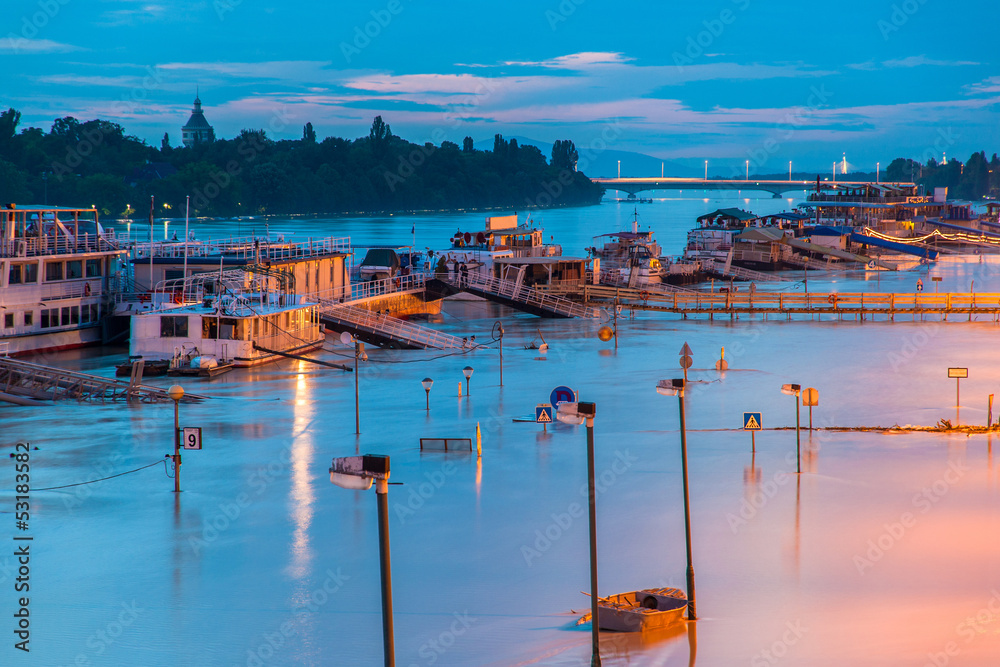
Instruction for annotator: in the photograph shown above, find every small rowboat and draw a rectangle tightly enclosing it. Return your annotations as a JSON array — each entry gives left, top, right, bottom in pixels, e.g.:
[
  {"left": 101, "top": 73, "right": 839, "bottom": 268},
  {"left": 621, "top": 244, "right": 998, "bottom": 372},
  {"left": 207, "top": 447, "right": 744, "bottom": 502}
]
[{"left": 596, "top": 587, "right": 687, "bottom": 632}]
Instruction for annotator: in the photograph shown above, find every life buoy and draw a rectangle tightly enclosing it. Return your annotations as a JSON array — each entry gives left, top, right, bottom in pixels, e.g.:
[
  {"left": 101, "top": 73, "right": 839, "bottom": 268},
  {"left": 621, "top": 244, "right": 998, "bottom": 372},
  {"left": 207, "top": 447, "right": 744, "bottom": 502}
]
[
  {"left": 173, "top": 291, "right": 183, "bottom": 304},
  {"left": 138, "top": 292, "right": 150, "bottom": 303},
  {"left": 640, "top": 290, "right": 649, "bottom": 301},
  {"left": 828, "top": 294, "right": 837, "bottom": 304}
]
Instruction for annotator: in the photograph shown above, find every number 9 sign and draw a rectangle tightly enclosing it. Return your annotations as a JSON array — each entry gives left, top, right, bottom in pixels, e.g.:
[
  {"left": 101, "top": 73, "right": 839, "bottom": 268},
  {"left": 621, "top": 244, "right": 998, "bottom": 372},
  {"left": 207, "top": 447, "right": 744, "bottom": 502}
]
[{"left": 182, "top": 427, "right": 203, "bottom": 450}]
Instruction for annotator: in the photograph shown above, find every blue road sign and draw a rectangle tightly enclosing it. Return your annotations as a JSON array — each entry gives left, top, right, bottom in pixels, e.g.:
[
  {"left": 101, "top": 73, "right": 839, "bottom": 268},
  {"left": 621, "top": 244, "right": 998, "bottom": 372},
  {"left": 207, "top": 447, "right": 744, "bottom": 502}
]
[
  {"left": 550, "top": 385, "right": 576, "bottom": 407},
  {"left": 743, "top": 412, "right": 762, "bottom": 430},
  {"left": 535, "top": 405, "right": 553, "bottom": 423}
]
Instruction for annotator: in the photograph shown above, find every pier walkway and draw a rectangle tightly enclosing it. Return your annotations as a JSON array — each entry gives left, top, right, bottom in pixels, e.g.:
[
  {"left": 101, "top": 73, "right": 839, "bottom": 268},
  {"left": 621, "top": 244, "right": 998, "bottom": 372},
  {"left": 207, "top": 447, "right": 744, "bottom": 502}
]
[
  {"left": 0, "top": 358, "right": 208, "bottom": 404},
  {"left": 429, "top": 274, "right": 600, "bottom": 319},
  {"left": 317, "top": 303, "right": 466, "bottom": 350},
  {"left": 585, "top": 290, "right": 1000, "bottom": 321}
]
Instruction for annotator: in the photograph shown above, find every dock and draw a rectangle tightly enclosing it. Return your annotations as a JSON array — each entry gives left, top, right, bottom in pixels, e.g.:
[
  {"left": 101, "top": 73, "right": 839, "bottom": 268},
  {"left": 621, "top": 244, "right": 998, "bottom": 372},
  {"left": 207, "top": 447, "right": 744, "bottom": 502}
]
[
  {"left": 0, "top": 358, "right": 209, "bottom": 404},
  {"left": 318, "top": 304, "right": 467, "bottom": 350},
  {"left": 585, "top": 289, "right": 1000, "bottom": 321}
]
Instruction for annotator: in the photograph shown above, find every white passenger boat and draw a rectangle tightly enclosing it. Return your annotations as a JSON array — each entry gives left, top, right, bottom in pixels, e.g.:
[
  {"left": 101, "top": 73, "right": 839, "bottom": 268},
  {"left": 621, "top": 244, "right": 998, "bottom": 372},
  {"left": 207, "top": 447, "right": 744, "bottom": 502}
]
[
  {"left": 126, "top": 268, "right": 323, "bottom": 368},
  {"left": 0, "top": 205, "right": 126, "bottom": 355},
  {"left": 439, "top": 214, "right": 562, "bottom": 279}
]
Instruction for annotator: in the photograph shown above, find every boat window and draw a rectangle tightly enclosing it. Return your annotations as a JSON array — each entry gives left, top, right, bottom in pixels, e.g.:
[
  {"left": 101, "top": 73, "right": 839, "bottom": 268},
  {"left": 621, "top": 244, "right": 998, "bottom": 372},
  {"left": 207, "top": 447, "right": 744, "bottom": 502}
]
[
  {"left": 219, "top": 318, "right": 237, "bottom": 340},
  {"left": 23, "top": 264, "right": 37, "bottom": 283},
  {"left": 7, "top": 264, "right": 20, "bottom": 285},
  {"left": 89, "top": 304, "right": 99, "bottom": 322},
  {"left": 61, "top": 307, "right": 70, "bottom": 324},
  {"left": 24, "top": 312, "right": 32, "bottom": 327},
  {"left": 70, "top": 306, "right": 79, "bottom": 324},
  {"left": 40, "top": 308, "right": 57, "bottom": 328},
  {"left": 81, "top": 306, "right": 90, "bottom": 324},
  {"left": 85, "top": 259, "right": 102, "bottom": 277},
  {"left": 66, "top": 260, "right": 83, "bottom": 279},
  {"left": 160, "top": 316, "right": 189, "bottom": 338},
  {"left": 203, "top": 317, "right": 218, "bottom": 339},
  {"left": 3, "top": 313, "right": 13, "bottom": 329},
  {"left": 45, "top": 262, "right": 63, "bottom": 281},
  {"left": 165, "top": 269, "right": 184, "bottom": 280}
]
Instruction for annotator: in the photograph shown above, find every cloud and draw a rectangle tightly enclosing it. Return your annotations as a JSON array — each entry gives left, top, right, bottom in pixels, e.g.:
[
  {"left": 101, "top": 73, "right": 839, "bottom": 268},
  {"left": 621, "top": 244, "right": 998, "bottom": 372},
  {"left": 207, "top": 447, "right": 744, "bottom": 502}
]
[
  {"left": 502, "top": 52, "right": 634, "bottom": 70},
  {"left": 966, "top": 77, "right": 1000, "bottom": 95},
  {"left": 848, "top": 55, "right": 979, "bottom": 70},
  {"left": 0, "top": 38, "right": 84, "bottom": 54},
  {"left": 97, "top": 0, "right": 205, "bottom": 27}
]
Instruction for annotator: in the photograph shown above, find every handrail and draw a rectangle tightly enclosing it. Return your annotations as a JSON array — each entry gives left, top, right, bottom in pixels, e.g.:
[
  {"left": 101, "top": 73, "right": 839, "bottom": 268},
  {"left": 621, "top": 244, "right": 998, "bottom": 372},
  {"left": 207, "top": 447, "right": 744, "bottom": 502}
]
[
  {"left": 318, "top": 303, "right": 465, "bottom": 349},
  {"left": 442, "top": 273, "right": 598, "bottom": 318}
]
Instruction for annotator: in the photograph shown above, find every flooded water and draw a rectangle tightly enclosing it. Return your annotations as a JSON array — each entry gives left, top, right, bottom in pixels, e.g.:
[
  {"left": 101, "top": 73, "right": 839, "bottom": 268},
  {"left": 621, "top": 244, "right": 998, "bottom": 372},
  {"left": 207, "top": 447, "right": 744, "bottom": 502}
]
[{"left": 5, "top": 194, "right": 1000, "bottom": 666}]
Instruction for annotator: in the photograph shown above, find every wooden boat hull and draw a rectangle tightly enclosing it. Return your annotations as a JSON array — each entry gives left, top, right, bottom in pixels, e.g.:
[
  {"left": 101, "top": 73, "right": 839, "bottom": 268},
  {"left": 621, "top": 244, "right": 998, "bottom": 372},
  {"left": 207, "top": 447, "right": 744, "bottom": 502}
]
[{"left": 597, "top": 588, "right": 687, "bottom": 632}]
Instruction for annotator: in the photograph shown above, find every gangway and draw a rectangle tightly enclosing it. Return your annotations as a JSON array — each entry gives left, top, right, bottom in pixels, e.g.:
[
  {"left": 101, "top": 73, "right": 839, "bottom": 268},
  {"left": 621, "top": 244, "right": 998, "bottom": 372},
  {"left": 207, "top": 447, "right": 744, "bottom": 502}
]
[
  {"left": 0, "top": 358, "right": 209, "bottom": 404},
  {"left": 701, "top": 258, "right": 793, "bottom": 282},
  {"left": 318, "top": 303, "right": 467, "bottom": 350},
  {"left": 430, "top": 274, "right": 600, "bottom": 319}
]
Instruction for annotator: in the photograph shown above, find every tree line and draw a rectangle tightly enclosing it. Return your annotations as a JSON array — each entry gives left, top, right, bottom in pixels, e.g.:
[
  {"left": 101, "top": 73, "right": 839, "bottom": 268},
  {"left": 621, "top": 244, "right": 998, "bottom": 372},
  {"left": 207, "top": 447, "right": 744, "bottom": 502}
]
[
  {"left": 885, "top": 153, "right": 1000, "bottom": 201},
  {"left": 0, "top": 109, "right": 604, "bottom": 217}
]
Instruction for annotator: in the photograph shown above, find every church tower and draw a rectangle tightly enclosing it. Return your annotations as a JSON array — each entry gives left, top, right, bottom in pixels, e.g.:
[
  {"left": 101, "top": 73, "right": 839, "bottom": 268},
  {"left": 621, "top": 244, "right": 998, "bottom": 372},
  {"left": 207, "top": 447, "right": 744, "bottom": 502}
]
[{"left": 181, "top": 91, "right": 215, "bottom": 147}]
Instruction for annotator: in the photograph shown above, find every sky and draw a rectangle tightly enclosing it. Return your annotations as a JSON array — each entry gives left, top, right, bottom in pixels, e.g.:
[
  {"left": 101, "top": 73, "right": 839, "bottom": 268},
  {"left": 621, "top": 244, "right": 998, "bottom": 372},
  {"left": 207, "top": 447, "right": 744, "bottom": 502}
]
[{"left": 2, "top": 0, "right": 999, "bottom": 175}]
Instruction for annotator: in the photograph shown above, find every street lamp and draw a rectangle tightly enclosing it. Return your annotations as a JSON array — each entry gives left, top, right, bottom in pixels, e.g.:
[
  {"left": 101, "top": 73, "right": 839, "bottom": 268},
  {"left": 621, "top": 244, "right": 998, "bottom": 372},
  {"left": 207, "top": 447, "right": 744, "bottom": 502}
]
[
  {"left": 330, "top": 455, "right": 395, "bottom": 667},
  {"left": 462, "top": 366, "right": 474, "bottom": 396},
  {"left": 781, "top": 383, "right": 802, "bottom": 474},
  {"left": 167, "top": 384, "right": 184, "bottom": 493},
  {"left": 341, "top": 332, "right": 367, "bottom": 434},
  {"left": 421, "top": 377, "right": 433, "bottom": 411},
  {"left": 746, "top": 160, "right": 749, "bottom": 181},
  {"left": 655, "top": 379, "right": 697, "bottom": 620},
  {"left": 557, "top": 401, "right": 601, "bottom": 666}
]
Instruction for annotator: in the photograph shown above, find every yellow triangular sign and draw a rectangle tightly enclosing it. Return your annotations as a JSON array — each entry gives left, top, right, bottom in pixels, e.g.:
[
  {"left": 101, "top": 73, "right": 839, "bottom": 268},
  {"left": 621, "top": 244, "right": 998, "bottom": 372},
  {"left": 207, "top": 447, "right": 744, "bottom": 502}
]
[
  {"left": 537, "top": 409, "right": 552, "bottom": 423},
  {"left": 744, "top": 414, "right": 760, "bottom": 430}
]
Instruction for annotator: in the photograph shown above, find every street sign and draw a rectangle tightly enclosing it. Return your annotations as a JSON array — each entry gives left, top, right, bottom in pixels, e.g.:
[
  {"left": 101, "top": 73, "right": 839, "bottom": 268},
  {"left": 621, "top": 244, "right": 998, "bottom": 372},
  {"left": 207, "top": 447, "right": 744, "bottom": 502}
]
[
  {"left": 743, "top": 413, "right": 762, "bottom": 430},
  {"left": 535, "top": 404, "right": 553, "bottom": 423},
  {"left": 948, "top": 368, "right": 968, "bottom": 378},
  {"left": 680, "top": 355, "right": 693, "bottom": 369},
  {"left": 802, "top": 387, "right": 819, "bottom": 407},
  {"left": 679, "top": 342, "right": 693, "bottom": 356},
  {"left": 550, "top": 385, "right": 576, "bottom": 407},
  {"left": 182, "top": 427, "right": 202, "bottom": 450},
  {"left": 931, "top": 277, "right": 942, "bottom": 282}
]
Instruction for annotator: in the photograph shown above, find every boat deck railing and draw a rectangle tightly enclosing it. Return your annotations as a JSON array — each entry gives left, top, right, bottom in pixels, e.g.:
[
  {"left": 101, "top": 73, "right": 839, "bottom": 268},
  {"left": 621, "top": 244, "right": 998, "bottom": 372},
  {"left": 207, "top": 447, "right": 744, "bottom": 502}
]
[
  {"left": 0, "top": 234, "right": 121, "bottom": 258},
  {"left": 126, "top": 235, "right": 352, "bottom": 261}
]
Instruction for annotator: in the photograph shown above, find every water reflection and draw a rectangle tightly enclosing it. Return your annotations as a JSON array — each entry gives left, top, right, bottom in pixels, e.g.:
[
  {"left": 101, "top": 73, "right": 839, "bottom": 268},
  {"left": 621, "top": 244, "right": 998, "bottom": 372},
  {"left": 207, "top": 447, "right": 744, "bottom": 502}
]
[{"left": 288, "top": 363, "right": 315, "bottom": 580}]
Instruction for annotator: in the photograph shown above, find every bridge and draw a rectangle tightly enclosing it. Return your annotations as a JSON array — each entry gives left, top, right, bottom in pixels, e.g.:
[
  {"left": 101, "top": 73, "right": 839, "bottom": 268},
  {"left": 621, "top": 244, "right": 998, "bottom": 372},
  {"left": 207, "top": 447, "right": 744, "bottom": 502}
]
[{"left": 592, "top": 177, "right": 916, "bottom": 199}]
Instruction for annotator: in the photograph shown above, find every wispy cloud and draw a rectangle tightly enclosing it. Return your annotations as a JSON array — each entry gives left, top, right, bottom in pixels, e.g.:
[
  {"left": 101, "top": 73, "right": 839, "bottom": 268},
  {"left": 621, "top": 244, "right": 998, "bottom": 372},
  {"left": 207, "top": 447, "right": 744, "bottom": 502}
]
[
  {"left": 0, "top": 38, "right": 84, "bottom": 54},
  {"left": 848, "top": 55, "right": 979, "bottom": 70},
  {"left": 966, "top": 76, "right": 1000, "bottom": 95},
  {"left": 502, "top": 52, "right": 634, "bottom": 70},
  {"left": 97, "top": 0, "right": 205, "bottom": 27}
]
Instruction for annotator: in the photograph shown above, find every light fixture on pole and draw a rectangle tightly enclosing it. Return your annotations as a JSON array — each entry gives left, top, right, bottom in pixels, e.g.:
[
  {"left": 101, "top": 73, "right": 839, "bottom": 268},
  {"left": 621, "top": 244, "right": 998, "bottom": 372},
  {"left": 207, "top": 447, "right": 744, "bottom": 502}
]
[
  {"left": 556, "top": 401, "right": 601, "bottom": 665},
  {"left": 167, "top": 384, "right": 184, "bottom": 493},
  {"left": 492, "top": 321, "right": 505, "bottom": 386},
  {"left": 421, "top": 377, "right": 433, "bottom": 411},
  {"left": 789, "top": 161, "right": 792, "bottom": 181},
  {"left": 704, "top": 160, "right": 708, "bottom": 180},
  {"left": 330, "top": 455, "right": 395, "bottom": 667},
  {"left": 746, "top": 160, "right": 749, "bottom": 181},
  {"left": 655, "top": 379, "right": 697, "bottom": 620},
  {"left": 462, "top": 366, "right": 474, "bottom": 396},
  {"left": 781, "top": 383, "right": 802, "bottom": 473}
]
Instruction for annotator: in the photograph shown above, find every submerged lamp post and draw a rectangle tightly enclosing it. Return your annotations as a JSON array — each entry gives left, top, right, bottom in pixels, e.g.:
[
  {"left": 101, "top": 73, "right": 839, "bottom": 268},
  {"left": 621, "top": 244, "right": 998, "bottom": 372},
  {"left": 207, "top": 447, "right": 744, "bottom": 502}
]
[
  {"left": 167, "top": 384, "right": 184, "bottom": 493},
  {"left": 781, "top": 383, "right": 802, "bottom": 474},
  {"left": 492, "top": 321, "right": 505, "bottom": 386},
  {"left": 330, "top": 455, "right": 394, "bottom": 667},
  {"left": 462, "top": 366, "right": 474, "bottom": 396},
  {"left": 557, "top": 401, "right": 601, "bottom": 665},
  {"left": 342, "top": 332, "right": 368, "bottom": 434},
  {"left": 421, "top": 377, "right": 433, "bottom": 411},
  {"left": 655, "top": 379, "right": 697, "bottom": 620}
]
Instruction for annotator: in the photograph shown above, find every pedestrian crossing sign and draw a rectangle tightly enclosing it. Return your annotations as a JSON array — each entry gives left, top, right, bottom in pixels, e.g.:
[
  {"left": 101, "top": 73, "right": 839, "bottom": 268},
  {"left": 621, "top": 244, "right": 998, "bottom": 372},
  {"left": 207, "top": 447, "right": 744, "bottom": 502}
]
[
  {"left": 536, "top": 404, "right": 553, "bottom": 423},
  {"left": 743, "top": 412, "right": 762, "bottom": 430}
]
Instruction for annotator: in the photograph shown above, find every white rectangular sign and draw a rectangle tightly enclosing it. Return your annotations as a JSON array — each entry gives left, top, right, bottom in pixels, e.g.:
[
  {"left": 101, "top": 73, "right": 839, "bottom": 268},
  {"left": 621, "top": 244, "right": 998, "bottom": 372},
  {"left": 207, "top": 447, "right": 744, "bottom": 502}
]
[{"left": 182, "top": 427, "right": 202, "bottom": 450}]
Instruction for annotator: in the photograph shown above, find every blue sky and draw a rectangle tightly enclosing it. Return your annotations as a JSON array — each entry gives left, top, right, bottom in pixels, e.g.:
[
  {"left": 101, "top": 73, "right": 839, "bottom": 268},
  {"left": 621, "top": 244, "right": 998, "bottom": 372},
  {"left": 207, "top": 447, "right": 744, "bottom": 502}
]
[{"left": 3, "top": 0, "right": 998, "bottom": 175}]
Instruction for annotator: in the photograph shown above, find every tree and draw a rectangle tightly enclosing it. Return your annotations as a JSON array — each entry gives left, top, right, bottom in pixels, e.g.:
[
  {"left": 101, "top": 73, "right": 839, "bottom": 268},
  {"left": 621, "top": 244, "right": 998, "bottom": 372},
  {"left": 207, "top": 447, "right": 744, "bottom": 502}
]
[
  {"left": 369, "top": 116, "right": 391, "bottom": 156},
  {"left": 0, "top": 108, "right": 21, "bottom": 155},
  {"left": 551, "top": 140, "right": 579, "bottom": 171},
  {"left": 463, "top": 136, "right": 474, "bottom": 153},
  {"left": 303, "top": 122, "right": 317, "bottom": 143},
  {"left": 161, "top": 133, "right": 171, "bottom": 152}
]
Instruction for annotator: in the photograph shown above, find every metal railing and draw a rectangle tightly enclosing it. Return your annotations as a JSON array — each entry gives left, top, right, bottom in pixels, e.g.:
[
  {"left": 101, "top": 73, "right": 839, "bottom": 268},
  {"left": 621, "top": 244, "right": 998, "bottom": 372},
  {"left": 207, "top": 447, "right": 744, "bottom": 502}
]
[
  {"left": 444, "top": 272, "right": 599, "bottom": 318},
  {"left": 127, "top": 235, "right": 351, "bottom": 261},
  {"left": 0, "top": 233, "right": 120, "bottom": 258},
  {"left": 318, "top": 304, "right": 465, "bottom": 350},
  {"left": 622, "top": 290, "right": 1000, "bottom": 314},
  {"left": 314, "top": 273, "right": 428, "bottom": 303}
]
